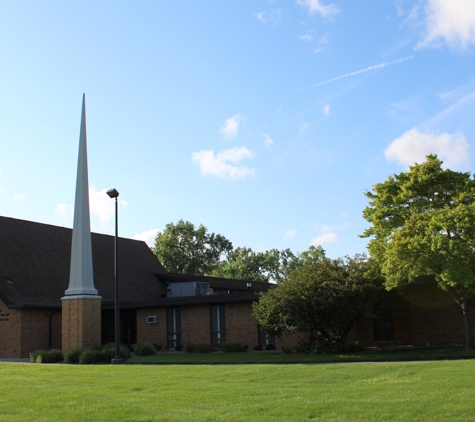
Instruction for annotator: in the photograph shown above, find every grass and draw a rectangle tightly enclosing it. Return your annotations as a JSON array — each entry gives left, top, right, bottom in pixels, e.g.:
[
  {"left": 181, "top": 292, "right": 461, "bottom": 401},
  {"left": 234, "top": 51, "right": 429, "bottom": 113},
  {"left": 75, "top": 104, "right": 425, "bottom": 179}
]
[
  {"left": 126, "top": 346, "right": 475, "bottom": 365},
  {"left": 2, "top": 360, "right": 475, "bottom": 421}
]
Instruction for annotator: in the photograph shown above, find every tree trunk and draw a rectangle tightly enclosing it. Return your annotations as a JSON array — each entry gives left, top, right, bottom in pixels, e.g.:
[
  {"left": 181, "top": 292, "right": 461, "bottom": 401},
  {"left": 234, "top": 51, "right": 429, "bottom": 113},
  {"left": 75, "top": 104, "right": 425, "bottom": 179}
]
[
  {"left": 448, "top": 290, "right": 474, "bottom": 351},
  {"left": 460, "top": 300, "right": 475, "bottom": 351}
]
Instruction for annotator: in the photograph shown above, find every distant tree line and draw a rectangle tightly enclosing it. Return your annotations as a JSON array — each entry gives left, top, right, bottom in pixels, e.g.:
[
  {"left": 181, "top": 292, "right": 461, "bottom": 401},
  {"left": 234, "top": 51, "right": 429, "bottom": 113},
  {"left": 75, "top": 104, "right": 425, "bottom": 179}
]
[{"left": 152, "top": 218, "right": 325, "bottom": 283}]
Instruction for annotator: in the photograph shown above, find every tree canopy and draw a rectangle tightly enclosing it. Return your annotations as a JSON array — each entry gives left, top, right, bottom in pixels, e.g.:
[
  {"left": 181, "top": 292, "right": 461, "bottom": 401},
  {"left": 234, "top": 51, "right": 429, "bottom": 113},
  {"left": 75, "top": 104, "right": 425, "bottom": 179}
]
[
  {"left": 252, "top": 255, "right": 386, "bottom": 343},
  {"left": 152, "top": 219, "right": 233, "bottom": 275},
  {"left": 210, "top": 247, "right": 291, "bottom": 282},
  {"left": 361, "top": 155, "right": 475, "bottom": 349},
  {"left": 153, "top": 220, "right": 327, "bottom": 282}
]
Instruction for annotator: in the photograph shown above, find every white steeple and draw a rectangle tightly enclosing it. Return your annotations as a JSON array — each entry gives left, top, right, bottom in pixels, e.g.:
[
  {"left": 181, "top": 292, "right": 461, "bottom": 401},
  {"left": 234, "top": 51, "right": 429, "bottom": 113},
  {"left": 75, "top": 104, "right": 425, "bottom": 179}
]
[{"left": 64, "top": 94, "right": 99, "bottom": 297}]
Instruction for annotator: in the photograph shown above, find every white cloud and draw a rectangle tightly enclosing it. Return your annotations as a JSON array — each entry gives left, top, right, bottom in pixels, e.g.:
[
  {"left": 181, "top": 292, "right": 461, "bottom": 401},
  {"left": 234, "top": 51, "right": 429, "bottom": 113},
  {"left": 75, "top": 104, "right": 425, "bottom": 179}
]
[
  {"left": 134, "top": 228, "right": 160, "bottom": 247},
  {"left": 89, "top": 187, "right": 128, "bottom": 223},
  {"left": 284, "top": 229, "right": 297, "bottom": 239},
  {"left": 253, "top": 12, "right": 267, "bottom": 23},
  {"left": 297, "top": 0, "right": 339, "bottom": 18},
  {"left": 299, "top": 122, "right": 310, "bottom": 135},
  {"left": 55, "top": 203, "right": 73, "bottom": 220},
  {"left": 418, "top": 0, "right": 475, "bottom": 49},
  {"left": 263, "top": 133, "right": 274, "bottom": 148},
  {"left": 311, "top": 232, "right": 342, "bottom": 245},
  {"left": 318, "top": 34, "right": 330, "bottom": 44},
  {"left": 299, "top": 33, "right": 313, "bottom": 42},
  {"left": 385, "top": 128, "right": 470, "bottom": 170},
  {"left": 13, "top": 194, "right": 26, "bottom": 201},
  {"left": 311, "top": 224, "right": 342, "bottom": 245},
  {"left": 323, "top": 105, "right": 330, "bottom": 116},
  {"left": 192, "top": 147, "right": 256, "bottom": 179},
  {"left": 220, "top": 114, "right": 243, "bottom": 139},
  {"left": 252, "top": 10, "right": 282, "bottom": 24}
]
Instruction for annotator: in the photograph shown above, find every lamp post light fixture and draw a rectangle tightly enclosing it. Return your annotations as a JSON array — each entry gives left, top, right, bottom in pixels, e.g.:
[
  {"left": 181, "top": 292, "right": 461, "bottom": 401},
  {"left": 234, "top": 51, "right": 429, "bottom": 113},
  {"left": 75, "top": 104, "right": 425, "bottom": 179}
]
[{"left": 107, "top": 188, "right": 123, "bottom": 364}]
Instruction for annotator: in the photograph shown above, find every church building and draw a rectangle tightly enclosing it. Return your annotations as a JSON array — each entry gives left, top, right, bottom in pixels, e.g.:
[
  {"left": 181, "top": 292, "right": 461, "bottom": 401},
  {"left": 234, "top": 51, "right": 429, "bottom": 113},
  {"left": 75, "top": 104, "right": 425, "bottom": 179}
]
[{"left": 0, "top": 96, "right": 472, "bottom": 358}]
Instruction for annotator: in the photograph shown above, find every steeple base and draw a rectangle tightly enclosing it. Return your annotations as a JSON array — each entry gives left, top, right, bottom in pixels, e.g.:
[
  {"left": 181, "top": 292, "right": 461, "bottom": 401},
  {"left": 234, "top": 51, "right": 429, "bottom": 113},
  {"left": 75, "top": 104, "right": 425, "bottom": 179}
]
[{"left": 61, "top": 296, "right": 102, "bottom": 354}]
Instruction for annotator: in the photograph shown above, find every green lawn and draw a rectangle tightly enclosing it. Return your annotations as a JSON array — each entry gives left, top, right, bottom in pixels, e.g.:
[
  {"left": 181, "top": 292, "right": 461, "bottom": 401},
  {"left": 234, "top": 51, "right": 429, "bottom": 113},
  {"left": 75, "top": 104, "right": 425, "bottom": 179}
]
[
  {"left": 2, "top": 360, "right": 475, "bottom": 421},
  {"left": 127, "top": 346, "right": 475, "bottom": 365}
]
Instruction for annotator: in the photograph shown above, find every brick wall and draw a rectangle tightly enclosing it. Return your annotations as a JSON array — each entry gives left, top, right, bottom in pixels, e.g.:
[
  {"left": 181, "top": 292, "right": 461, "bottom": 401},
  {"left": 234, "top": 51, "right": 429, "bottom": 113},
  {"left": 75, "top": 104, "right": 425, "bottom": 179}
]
[
  {"left": 0, "top": 299, "right": 21, "bottom": 358},
  {"left": 181, "top": 304, "right": 211, "bottom": 345},
  {"left": 135, "top": 301, "right": 305, "bottom": 350},
  {"left": 0, "top": 299, "right": 62, "bottom": 358},
  {"left": 226, "top": 302, "right": 258, "bottom": 346},
  {"left": 62, "top": 297, "right": 101, "bottom": 354},
  {"left": 19, "top": 309, "right": 48, "bottom": 356},
  {"left": 136, "top": 307, "right": 167, "bottom": 347},
  {"left": 408, "top": 284, "right": 472, "bottom": 347},
  {"left": 351, "top": 284, "right": 474, "bottom": 348},
  {"left": 353, "top": 308, "right": 413, "bottom": 348}
]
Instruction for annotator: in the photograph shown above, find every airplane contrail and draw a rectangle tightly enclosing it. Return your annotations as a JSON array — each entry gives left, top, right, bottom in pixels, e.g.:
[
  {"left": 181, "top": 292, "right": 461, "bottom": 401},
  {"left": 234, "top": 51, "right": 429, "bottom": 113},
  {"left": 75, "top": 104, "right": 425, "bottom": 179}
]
[
  {"left": 301, "top": 56, "right": 414, "bottom": 91},
  {"left": 180, "top": 97, "right": 205, "bottom": 112}
]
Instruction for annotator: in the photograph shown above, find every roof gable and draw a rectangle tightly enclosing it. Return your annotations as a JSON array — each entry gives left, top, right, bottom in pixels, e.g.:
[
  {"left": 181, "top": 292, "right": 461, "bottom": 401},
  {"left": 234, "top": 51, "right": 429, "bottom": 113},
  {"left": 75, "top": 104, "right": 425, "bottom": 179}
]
[{"left": 0, "top": 216, "right": 168, "bottom": 307}]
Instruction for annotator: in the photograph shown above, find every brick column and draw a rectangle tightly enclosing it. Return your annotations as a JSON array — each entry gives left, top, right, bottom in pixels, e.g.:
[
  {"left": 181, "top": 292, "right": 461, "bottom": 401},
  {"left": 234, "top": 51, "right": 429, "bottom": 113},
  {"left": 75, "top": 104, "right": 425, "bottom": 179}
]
[{"left": 62, "top": 296, "right": 101, "bottom": 354}]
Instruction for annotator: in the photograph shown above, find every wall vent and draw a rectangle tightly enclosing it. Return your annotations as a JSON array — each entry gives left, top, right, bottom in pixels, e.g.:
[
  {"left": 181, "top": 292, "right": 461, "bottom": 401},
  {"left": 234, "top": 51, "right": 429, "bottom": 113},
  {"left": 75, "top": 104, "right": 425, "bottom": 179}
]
[{"left": 146, "top": 316, "right": 158, "bottom": 324}]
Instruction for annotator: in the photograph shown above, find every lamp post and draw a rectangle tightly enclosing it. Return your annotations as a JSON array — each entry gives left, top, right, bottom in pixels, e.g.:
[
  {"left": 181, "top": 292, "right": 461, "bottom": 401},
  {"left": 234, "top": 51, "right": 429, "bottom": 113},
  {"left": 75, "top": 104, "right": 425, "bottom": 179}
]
[{"left": 107, "top": 188, "right": 123, "bottom": 364}]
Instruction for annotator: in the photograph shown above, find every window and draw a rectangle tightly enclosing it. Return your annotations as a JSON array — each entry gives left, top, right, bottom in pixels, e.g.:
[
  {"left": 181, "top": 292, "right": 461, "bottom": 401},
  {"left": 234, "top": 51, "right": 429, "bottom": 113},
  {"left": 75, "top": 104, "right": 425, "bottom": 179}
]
[
  {"left": 373, "top": 312, "right": 394, "bottom": 341},
  {"left": 258, "top": 325, "right": 275, "bottom": 346},
  {"left": 167, "top": 307, "right": 181, "bottom": 349},
  {"left": 210, "top": 304, "right": 226, "bottom": 345},
  {"left": 101, "top": 309, "right": 137, "bottom": 345}
]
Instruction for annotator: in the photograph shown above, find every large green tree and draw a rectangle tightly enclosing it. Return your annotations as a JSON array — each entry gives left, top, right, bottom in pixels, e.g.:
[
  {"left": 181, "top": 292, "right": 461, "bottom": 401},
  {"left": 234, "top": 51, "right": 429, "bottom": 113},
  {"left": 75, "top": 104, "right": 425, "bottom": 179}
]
[
  {"left": 252, "top": 255, "right": 385, "bottom": 343},
  {"left": 361, "top": 155, "right": 475, "bottom": 350},
  {"left": 210, "top": 245, "right": 326, "bottom": 283},
  {"left": 153, "top": 219, "right": 232, "bottom": 275},
  {"left": 210, "top": 247, "right": 295, "bottom": 283}
]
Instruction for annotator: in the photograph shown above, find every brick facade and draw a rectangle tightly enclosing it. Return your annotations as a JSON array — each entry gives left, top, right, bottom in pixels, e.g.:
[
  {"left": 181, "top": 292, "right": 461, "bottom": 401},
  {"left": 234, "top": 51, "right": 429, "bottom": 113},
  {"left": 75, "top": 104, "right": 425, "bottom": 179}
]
[
  {"left": 408, "top": 284, "right": 471, "bottom": 347},
  {"left": 136, "top": 307, "right": 167, "bottom": 347},
  {"left": 4, "top": 284, "right": 473, "bottom": 357},
  {"left": 352, "top": 284, "right": 474, "bottom": 348},
  {"left": 0, "top": 298, "right": 62, "bottom": 358},
  {"left": 0, "top": 299, "right": 21, "bottom": 358},
  {"left": 62, "top": 297, "right": 101, "bottom": 354},
  {"left": 136, "top": 301, "right": 304, "bottom": 350}
]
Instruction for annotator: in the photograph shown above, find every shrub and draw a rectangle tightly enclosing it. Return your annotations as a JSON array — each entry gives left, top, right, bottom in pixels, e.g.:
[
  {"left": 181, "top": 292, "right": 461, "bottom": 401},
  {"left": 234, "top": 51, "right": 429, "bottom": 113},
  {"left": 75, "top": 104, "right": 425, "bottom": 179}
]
[
  {"left": 65, "top": 348, "right": 83, "bottom": 364},
  {"left": 79, "top": 350, "right": 102, "bottom": 364},
  {"left": 102, "top": 343, "right": 131, "bottom": 360},
  {"left": 253, "top": 344, "right": 263, "bottom": 351},
  {"left": 310, "top": 338, "right": 343, "bottom": 355},
  {"left": 265, "top": 344, "right": 276, "bottom": 351},
  {"left": 99, "top": 348, "right": 115, "bottom": 362},
  {"left": 185, "top": 343, "right": 212, "bottom": 353},
  {"left": 281, "top": 344, "right": 294, "bottom": 354},
  {"left": 134, "top": 342, "right": 157, "bottom": 356},
  {"left": 153, "top": 344, "right": 163, "bottom": 352},
  {"left": 294, "top": 342, "right": 311, "bottom": 354},
  {"left": 219, "top": 342, "right": 248, "bottom": 353},
  {"left": 174, "top": 344, "right": 183, "bottom": 351},
  {"left": 342, "top": 340, "right": 366, "bottom": 353},
  {"left": 31, "top": 349, "right": 63, "bottom": 363}
]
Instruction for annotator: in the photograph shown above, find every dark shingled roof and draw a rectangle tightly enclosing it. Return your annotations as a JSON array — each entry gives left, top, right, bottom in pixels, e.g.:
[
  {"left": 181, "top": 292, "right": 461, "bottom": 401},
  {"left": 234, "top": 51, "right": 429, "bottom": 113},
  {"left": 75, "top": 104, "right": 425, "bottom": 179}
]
[
  {"left": 0, "top": 216, "right": 271, "bottom": 309},
  {"left": 0, "top": 216, "right": 168, "bottom": 308}
]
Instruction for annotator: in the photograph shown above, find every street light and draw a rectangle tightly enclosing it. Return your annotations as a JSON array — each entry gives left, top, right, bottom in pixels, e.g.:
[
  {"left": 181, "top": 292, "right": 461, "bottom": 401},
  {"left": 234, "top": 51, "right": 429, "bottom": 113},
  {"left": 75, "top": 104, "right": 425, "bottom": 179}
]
[{"left": 107, "top": 188, "right": 123, "bottom": 364}]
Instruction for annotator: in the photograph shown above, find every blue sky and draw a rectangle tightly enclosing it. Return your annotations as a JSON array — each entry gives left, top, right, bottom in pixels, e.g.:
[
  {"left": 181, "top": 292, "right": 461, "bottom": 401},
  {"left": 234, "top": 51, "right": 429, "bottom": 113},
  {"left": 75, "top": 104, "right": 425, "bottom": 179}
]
[{"left": 1, "top": 0, "right": 474, "bottom": 259}]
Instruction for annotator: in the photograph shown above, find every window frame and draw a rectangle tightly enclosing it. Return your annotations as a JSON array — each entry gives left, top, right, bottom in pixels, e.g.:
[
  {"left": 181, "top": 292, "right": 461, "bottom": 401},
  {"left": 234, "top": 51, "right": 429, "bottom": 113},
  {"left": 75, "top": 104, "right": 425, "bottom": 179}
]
[
  {"left": 210, "top": 304, "right": 226, "bottom": 346},
  {"left": 167, "top": 306, "right": 182, "bottom": 349}
]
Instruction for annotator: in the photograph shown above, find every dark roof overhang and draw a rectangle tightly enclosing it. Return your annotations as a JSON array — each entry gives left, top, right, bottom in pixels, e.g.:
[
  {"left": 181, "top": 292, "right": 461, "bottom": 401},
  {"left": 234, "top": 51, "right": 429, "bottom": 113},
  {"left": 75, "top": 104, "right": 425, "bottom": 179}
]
[{"left": 101, "top": 291, "right": 261, "bottom": 309}]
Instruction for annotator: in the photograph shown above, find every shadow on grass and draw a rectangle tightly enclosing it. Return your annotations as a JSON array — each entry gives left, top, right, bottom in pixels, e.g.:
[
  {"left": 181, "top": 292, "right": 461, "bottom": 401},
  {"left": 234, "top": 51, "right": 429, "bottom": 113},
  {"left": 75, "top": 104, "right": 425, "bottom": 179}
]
[{"left": 125, "top": 346, "right": 475, "bottom": 365}]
